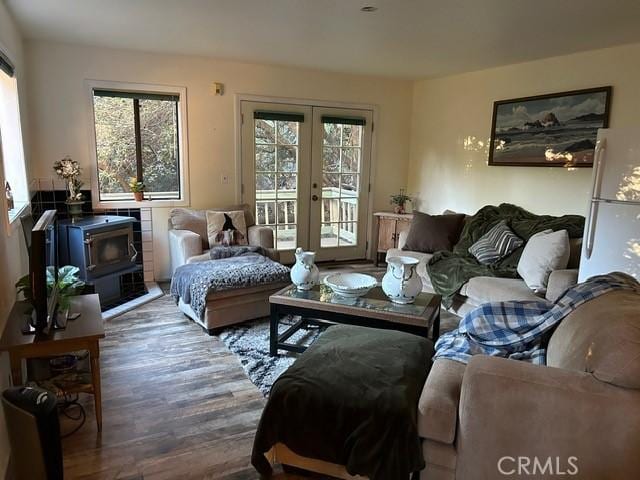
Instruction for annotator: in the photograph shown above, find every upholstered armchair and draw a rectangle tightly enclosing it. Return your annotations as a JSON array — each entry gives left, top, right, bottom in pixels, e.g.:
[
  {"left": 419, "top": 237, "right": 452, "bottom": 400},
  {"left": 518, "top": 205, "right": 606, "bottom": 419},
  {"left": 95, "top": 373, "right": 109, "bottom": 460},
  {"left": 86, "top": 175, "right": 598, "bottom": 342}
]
[
  {"left": 167, "top": 204, "right": 286, "bottom": 333},
  {"left": 168, "top": 204, "right": 279, "bottom": 275}
]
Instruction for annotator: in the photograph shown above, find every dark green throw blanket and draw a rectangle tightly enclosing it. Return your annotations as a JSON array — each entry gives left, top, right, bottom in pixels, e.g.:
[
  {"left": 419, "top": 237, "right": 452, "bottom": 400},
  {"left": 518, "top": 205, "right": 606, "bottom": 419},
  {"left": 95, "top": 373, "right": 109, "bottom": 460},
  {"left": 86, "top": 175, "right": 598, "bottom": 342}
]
[
  {"left": 252, "top": 324, "right": 434, "bottom": 480},
  {"left": 427, "top": 204, "right": 585, "bottom": 307}
]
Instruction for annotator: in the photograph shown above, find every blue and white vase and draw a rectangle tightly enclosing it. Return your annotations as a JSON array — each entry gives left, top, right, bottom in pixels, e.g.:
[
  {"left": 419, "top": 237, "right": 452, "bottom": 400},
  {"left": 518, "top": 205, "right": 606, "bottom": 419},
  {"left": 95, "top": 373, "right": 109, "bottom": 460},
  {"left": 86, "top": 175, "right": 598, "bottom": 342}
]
[
  {"left": 382, "top": 256, "right": 422, "bottom": 304},
  {"left": 291, "top": 247, "right": 319, "bottom": 290}
]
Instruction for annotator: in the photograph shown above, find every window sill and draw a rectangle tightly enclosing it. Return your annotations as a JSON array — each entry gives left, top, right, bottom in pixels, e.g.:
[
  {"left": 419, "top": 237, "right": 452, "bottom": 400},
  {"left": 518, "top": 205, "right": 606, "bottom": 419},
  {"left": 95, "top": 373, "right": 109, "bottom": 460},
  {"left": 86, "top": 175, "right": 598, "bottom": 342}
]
[
  {"left": 8, "top": 202, "right": 29, "bottom": 224},
  {"left": 92, "top": 197, "right": 189, "bottom": 210},
  {"left": 5, "top": 202, "right": 30, "bottom": 236}
]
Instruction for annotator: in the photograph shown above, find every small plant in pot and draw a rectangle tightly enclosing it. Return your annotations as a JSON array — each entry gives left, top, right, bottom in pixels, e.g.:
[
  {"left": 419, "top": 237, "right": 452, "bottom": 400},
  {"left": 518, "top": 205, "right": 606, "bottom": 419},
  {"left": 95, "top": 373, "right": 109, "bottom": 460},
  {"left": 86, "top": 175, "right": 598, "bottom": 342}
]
[
  {"left": 390, "top": 188, "right": 412, "bottom": 214},
  {"left": 129, "top": 177, "right": 145, "bottom": 202}
]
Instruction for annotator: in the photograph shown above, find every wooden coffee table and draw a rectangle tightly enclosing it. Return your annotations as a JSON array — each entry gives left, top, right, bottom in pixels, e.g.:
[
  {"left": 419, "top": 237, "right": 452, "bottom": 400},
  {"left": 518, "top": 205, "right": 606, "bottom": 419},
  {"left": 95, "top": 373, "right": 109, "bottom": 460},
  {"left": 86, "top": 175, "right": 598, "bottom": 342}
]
[{"left": 269, "top": 284, "right": 440, "bottom": 356}]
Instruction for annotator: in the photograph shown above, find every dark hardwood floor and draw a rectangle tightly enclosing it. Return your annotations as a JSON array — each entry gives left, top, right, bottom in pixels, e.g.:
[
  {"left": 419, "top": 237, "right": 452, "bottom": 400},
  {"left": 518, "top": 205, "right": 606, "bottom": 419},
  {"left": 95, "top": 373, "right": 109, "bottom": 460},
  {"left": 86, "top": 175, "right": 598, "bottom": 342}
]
[{"left": 60, "top": 293, "right": 316, "bottom": 480}]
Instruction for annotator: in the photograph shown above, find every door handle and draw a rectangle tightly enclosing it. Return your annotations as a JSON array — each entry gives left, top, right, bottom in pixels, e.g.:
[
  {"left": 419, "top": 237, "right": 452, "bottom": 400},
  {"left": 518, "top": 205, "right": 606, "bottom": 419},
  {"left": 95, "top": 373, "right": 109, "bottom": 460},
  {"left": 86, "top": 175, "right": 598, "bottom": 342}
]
[
  {"left": 585, "top": 200, "right": 599, "bottom": 260},
  {"left": 591, "top": 138, "right": 607, "bottom": 200},
  {"left": 312, "top": 195, "right": 318, "bottom": 201},
  {"left": 129, "top": 242, "right": 138, "bottom": 262}
]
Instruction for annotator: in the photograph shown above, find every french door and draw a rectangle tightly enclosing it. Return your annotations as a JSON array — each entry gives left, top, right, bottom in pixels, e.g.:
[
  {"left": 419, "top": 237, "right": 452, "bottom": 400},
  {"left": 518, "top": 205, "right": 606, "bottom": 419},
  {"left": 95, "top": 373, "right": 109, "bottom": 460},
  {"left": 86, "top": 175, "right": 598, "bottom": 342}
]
[{"left": 241, "top": 101, "right": 373, "bottom": 263}]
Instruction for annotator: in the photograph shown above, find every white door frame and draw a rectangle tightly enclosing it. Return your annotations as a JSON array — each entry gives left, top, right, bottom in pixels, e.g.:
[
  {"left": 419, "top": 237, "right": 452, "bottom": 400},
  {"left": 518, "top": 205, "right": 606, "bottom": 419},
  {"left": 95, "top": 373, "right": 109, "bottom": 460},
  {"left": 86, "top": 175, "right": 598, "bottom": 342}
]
[{"left": 234, "top": 94, "right": 378, "bottom": 261}]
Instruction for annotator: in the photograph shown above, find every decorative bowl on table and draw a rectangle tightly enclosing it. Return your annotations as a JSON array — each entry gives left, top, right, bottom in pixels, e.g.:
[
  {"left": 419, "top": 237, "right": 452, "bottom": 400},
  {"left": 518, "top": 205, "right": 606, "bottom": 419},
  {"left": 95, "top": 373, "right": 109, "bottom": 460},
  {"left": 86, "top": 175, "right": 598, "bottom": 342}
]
[{"left": 323, "top": 273, "right": 378, "bottom": 298}]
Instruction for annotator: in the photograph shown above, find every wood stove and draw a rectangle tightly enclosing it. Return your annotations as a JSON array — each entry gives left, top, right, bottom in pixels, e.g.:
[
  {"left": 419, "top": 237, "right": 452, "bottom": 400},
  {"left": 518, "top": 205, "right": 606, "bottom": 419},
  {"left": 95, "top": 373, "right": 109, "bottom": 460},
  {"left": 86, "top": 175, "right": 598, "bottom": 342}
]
[{"left": 58, "top": 216, "right": 140, "bottom": 304}]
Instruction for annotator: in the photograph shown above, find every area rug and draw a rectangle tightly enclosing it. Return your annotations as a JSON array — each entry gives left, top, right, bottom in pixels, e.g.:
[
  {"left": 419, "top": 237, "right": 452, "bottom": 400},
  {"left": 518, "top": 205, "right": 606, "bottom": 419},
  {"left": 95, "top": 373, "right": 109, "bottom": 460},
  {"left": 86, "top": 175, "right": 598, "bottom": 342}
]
[{"left": 216, "top": 316, "right": 326, "bottom": 396}]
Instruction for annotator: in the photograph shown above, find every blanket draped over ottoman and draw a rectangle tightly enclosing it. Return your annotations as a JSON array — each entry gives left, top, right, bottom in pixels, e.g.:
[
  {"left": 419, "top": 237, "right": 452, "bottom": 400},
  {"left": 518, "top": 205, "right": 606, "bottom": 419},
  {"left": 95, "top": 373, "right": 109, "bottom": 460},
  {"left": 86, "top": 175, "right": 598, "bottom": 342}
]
[
  {"left": 252, "top": 324, "right": 434, "bottom": 480},
  {"left": 170, "top": 251, "right": 290, "bottom": 320}
]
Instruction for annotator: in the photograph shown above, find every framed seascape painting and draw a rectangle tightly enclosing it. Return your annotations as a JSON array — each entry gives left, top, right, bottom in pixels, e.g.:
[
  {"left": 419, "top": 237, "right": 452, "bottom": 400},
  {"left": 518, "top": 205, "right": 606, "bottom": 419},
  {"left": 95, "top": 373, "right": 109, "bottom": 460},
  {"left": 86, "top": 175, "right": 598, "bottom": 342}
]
[{"left": 488, "top": 86, "right": 612, "bottom": 167}]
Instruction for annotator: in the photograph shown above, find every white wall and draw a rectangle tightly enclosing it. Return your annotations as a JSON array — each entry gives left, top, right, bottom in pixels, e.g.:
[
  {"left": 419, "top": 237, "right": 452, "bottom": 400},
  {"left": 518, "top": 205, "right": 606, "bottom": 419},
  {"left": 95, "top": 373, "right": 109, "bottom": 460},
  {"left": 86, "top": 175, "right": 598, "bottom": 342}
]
[
  {"left": 25, "top": 41, "right": 414, "bottom": 279},
  {"left": 408, "top": 42, "right": 640, "bottom": 217},
  {"left": 0, "top": 3, "right": 30, "bottom": 475}
]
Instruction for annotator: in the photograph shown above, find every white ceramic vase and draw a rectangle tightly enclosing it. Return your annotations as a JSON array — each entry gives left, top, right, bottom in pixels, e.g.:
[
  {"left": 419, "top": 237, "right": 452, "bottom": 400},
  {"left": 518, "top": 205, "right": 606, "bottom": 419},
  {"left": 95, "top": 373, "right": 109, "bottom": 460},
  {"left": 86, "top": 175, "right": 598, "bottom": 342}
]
[
  {"left": 290, "top": 247, "right": 319, "bottom": 290},
  {"left": 381, "top": 256, "right": 422, "bottom": 304}
]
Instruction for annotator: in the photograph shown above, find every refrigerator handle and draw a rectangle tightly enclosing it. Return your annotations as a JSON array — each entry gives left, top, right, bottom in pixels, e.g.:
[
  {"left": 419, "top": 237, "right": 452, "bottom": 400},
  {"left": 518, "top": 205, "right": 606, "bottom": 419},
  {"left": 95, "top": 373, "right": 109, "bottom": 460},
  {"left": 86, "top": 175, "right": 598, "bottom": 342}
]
[
  {"left": 591, "top": 137, "right": 607, "bottom": 200},
  {"left": 585, "top": 200, "right": 600, "bottom": 260}
]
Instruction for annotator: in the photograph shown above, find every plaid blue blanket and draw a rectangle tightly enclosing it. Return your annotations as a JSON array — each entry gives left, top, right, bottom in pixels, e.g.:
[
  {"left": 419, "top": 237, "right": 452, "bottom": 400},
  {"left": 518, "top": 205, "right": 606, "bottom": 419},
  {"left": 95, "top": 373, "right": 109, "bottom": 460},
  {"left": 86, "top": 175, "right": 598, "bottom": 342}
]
[{"left": 434, "top": 272, "right": 639, "bottom": 365}]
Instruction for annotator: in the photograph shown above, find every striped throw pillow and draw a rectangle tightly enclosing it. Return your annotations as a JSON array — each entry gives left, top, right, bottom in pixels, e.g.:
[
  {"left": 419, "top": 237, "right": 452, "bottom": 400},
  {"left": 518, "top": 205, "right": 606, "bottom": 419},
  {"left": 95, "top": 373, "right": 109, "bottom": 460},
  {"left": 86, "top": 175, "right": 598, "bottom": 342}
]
[{"left": 468, "top": 220, "right": 524, "bottom": 265}]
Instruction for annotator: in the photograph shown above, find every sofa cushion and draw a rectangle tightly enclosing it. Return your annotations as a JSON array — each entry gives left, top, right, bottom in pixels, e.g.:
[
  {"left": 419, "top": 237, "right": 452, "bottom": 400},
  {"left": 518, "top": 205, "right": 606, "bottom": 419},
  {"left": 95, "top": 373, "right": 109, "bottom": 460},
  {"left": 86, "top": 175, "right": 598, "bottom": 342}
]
[
  {"left": 403, "top": 211, "right": 466, "bottom": 253},
  {"left": 517, "top": 229, "right": 570, "bottom": 293},
  {"left": 468, "top": 220, "right": 524, "bottom": 265},
  {"left": 460, "top": 276, "right": 544, "bottom": 305},
  {"left": 418, "top": 359, "right": 466, "bottom": 443},
  {"left": 547, "top": 289, "right": 640, "bottom": 389}
]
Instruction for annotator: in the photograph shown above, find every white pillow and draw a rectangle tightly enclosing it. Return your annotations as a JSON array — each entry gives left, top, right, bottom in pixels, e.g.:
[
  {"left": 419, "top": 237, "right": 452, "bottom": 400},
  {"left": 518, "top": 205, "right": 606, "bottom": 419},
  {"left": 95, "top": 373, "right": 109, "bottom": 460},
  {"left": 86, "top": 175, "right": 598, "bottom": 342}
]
[{"left": 517, "top": 229, "right": 570, "bottom": 293}]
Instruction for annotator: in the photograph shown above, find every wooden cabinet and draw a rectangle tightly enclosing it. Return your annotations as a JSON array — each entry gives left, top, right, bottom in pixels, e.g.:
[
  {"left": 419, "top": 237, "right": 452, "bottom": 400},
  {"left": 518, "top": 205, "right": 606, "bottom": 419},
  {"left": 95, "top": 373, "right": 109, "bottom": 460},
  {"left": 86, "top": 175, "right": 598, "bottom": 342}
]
[{"left": 373, "top": 212, "right": 413, "bottom": 265}]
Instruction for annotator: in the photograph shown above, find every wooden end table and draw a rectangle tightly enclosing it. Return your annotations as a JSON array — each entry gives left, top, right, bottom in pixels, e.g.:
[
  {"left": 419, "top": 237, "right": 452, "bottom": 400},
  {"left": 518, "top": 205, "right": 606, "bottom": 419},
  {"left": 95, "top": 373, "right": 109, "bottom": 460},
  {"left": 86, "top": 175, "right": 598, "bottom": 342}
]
[
  {"left": 269, "top": 285, "right": 440, "bottom": 356},
  {"left": 0, "top": 294, "right": 105, "bottom": 431}
]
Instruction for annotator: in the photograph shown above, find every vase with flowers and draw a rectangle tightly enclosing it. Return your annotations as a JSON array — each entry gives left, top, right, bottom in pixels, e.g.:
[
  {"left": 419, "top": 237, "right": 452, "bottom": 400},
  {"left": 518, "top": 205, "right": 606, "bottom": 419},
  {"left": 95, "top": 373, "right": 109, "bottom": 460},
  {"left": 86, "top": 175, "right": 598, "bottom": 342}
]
[
  {"left": 129, "top": 177, "right": 145, "bottom": 202},
  {"left": 390, "top": 188, "right": 412, "bottom": 215},
  {"left": 53, "top": 156, "right": 84, "bottom": 220}
]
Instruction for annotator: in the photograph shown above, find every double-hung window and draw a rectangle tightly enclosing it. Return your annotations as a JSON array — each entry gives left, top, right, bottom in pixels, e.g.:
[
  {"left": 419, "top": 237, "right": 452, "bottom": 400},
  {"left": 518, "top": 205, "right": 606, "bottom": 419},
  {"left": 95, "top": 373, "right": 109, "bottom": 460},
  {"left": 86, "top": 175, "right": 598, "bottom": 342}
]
[
  {"left": 89, "top": 83, "right": 188, "bottom": 205},
  {"left": 0, "top": 47, "right": 29, "bottom": 226}
]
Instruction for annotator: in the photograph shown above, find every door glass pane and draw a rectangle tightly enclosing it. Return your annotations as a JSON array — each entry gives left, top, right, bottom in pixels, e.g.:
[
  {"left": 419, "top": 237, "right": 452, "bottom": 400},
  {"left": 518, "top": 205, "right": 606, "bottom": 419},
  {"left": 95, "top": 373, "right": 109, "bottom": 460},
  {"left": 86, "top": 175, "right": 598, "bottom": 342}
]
[
  {"left": 256, "top": 145, "right": 275, "bottom": 171},
  {"left": 339, "top": 222, "right": 357, "bottom": 246},
  {"left": 321, "top": 122, "right": 363, "bottom": 247},
  {"left": 254, "top": 117, "right": 299, "bottom": 251},
  {"left": 323, "top": 123, "right": 341, "bottom": 146},
  {"left": 321, "top": 222, "right": 339, "bottom": 248},
  {"left": 255, "top": 119, "right": 275, "bottom": 144}
]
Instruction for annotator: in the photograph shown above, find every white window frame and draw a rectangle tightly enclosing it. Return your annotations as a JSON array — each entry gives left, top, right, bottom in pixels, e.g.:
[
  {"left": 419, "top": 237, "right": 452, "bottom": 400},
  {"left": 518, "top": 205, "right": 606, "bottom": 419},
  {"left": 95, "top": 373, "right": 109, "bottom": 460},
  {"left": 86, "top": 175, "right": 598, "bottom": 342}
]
[
  {"left": 0, "top": 42, "right": 30, "bottom": 233},
  {"left": 86, "top": 79, "right": 190, "bottom": 209}
]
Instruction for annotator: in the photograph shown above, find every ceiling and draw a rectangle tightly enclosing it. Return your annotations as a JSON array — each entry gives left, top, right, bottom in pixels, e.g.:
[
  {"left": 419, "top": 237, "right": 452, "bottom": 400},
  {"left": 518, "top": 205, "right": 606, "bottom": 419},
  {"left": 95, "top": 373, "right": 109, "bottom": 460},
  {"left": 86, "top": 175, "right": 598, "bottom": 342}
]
[{"left": 6, "top": 0, "right": 640, "bottom": 79}]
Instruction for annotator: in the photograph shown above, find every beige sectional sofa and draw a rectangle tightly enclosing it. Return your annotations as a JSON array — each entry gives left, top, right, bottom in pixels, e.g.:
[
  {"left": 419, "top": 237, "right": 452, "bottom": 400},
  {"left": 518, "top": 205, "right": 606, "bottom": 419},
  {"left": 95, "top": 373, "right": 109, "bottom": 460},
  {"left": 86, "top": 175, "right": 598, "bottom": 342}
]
[
  {"left": 418, "top": 288, "right": 640, "bottom": 480},
  {"left": 387, "top": 229, "right": 582, "bottom": 317},
  {"left": 168, "top": 204, "right": 288, "bottom": 332}
]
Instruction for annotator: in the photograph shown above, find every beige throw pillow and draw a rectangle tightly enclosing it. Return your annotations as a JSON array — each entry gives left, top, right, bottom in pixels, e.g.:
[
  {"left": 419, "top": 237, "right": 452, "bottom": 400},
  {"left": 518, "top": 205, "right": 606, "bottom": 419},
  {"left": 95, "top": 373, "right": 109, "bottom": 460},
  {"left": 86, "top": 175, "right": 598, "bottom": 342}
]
[
  {"left": 517, "top": 229, "right": 570, "bottom": 293},
  {"left": 206, "top": 210, "right": 248, "bottom": 247}
]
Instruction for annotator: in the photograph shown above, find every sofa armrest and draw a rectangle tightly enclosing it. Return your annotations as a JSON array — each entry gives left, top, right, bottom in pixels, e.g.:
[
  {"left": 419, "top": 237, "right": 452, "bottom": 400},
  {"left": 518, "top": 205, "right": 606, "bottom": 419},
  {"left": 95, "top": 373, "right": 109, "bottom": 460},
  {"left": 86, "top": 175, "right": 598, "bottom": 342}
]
[
  {"left": 169, "top": 229, "right": 203, "bottom": 275},
  {"left": 248, "top": 225, "right": 275, "bottom": 249},
  {"left": 418, "top": 359, "right": 466, "bottom": 444},
  {"left": 456, "top": 356, "right": 640, "bottom": 479},
  {"left": 545, "top": 268, "right": 578, "bottom": 302}
]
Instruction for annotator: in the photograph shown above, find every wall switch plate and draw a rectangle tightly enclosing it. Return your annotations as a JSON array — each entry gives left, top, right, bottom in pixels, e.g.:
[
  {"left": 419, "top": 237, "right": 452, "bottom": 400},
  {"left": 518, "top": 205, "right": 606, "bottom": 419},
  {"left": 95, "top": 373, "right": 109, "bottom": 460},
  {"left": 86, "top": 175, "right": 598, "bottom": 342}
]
[{"left": 220, "top": 174, "right": 229, "bottom": 184}]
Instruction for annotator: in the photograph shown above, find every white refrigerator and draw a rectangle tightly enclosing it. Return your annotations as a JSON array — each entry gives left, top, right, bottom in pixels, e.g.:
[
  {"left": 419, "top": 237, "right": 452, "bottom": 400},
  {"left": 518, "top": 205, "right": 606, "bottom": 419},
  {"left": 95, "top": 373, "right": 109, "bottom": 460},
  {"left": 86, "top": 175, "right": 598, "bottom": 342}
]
[{"left": 579, "top": 127, "right": 640, "bottom": 282}]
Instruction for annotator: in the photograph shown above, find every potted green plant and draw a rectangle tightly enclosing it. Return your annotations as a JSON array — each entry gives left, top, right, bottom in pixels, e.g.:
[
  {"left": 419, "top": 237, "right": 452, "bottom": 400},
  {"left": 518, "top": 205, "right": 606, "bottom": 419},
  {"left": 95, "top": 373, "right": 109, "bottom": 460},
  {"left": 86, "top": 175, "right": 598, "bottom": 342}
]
[
  {"left": 53, "top": 156, "right": 84, "bottom": 220},
  {"left": 129, "top": 177, "right": 145, "bottom": 202},
  {"left": 16, "top": 265, "right": 85, "bottom": 315},
  {"left": 390, "top": 188, "right": 412, "bottom": 214}
]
